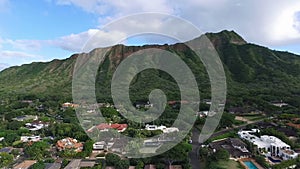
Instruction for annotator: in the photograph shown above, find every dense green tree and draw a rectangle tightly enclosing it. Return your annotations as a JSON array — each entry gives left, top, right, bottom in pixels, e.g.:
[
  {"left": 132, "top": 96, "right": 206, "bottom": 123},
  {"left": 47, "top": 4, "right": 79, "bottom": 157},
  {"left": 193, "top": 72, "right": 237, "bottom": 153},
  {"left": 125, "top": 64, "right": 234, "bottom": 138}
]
[
  {"left": 5, "top": 132, "right": 19, "bottom": 144},
  {"left": 17, "top": 127, "right": 30, "bottom": 135},
  {"left": 214, "top": 149, "right": 229, "bottom": 161},
  {"left": 160, "top": 142, "right": 192, "bottom": 167},
  {"left": 0, "top": 152, "right": 13, "bottom": 168},
  {"left": 29, "top": 161, "right": 45, "bottom": 169},
  {"left": 115, "top": 159, "right": 130, "bottom": 169},
  {"left": 11, "top": 149, "right": 20, "bottom": 157},
  {"left": 105, "top": 153, "right": 121, "bottom": 166},
  {"left": 219, "top": 112, "right": 235, "bottom": 129},
  {"left": 61, "top": 159, "right": 69, "bottom": 168},
  {"left": 198, "top": 147, "right": 209, "bottom": 159},
  {"left": 135, "top": 160, "right": 144, "bottom": 169},
  {"left": 156, "top": 163, "right": 165, "bottom": 169},
  {"left": 254, "top": 155, "right": 269, "bottom": 168},
  {"left": 24, "top": 141, "right": 49, "bottom": 160},
  {"left": 7, "top": 121, "right": 24, "bottom": 130}
]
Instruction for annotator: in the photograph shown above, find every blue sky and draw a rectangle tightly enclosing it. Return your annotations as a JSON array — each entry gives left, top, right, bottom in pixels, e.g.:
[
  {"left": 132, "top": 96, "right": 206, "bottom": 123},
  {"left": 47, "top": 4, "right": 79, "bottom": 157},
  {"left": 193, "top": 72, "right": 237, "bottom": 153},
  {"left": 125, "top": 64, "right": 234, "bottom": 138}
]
[{"left": 0, "top": 0, "right": 300, "bottom": 70}]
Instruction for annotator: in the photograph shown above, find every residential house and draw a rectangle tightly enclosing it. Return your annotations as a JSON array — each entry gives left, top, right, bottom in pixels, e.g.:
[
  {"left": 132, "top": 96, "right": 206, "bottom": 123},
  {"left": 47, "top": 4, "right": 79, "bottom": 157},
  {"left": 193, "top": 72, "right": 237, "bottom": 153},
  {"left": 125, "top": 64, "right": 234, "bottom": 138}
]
[
  {"left": 0, "top": 147, "right": 13, "bottom": 153},
  {"left": 196, "top": 111, "right": 208, "bottom": 118},
  {"left": 203, "top": 99, "right": 212, "bottom": 105},
  {"left": 166, "top": 165, "right": 182, "bottom": 169},
  {"left": 134, "top": 101, "right": 153, "bottom": 109},
  {"left": 144, "top": 164, "right": 156, "bottom": 169},
  {"left": 56, "top": 138, "right": 83, "bottom": 152},
  {"left": 94, "top": 123, "right": 128, "bottom": 132},
  {"left": 80, "top": 161, "right": 96, "bottom": 168},
  {"left": 62, "top": 102, "right": 79, "bottom": 109},
  {"left": 105, "top": 167, "right": 115, "bottom": 169},
  {"left": 93, "top": 141, "right": 106, "bottom": 150},
  {"left": 21, "top": 100, "right": 33, "bottom": 104},
  {"left": 144, "top": 124, "right": 179, "bottom": 133},
  {"left": 20, "top": 136, "right": 41, "bottom": 142},
  {"left": 13, "top": 115, "right": 38, "bottom": 121},
  {"left": 270, "top": 101, "right": 288, "bottom": 107},
  {"left": 64, "top": 159, "right": 81, "bottom": 169},
  {"left": 13, "top": 160, "right": 37, "bottom": 169},
  {"left": 110, "top": 138, "right": 128, "bottom": 154},
  {"left": 44, "top": 163, "right": 61, "bottom": 169},
  {"left": 25, "top": 120, "right": 49, "bottom": 131},
  {"left": 209, "top": 138, "right": 251, "bottom": 159},
  {"left": 238, "top": 129, "right": 298, "bottom": 160}
]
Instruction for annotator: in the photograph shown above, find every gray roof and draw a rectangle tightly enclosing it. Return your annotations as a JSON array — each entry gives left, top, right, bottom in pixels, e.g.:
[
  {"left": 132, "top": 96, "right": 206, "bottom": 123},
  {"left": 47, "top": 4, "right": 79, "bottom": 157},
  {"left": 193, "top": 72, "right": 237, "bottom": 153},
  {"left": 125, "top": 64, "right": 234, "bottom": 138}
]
[
  {"left": 0, "top": 147, "right": 13, "bottom": 153},
  {"left": 209, "top": 138, "right": 251, "bottom": 158},
  {"left": 45, "top": 163, "right": 61, "bottom": 169},
  {"left": 229, "top": 138, "right": 247, "bottom": 147},
  {"left": 64, "top": 159, "right": 81, "bottom": 169},
  {"left": 80, "top": 161, "right": 96, "bottom": 168}
]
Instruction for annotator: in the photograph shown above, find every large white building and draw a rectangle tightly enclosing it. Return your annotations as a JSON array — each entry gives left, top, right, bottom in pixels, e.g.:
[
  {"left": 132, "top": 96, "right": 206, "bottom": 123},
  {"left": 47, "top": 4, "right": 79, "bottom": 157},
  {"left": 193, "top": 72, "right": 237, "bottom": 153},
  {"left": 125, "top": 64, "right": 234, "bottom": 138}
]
[{"left": 238, "top": 129, "right": 298, "bottom": 160}]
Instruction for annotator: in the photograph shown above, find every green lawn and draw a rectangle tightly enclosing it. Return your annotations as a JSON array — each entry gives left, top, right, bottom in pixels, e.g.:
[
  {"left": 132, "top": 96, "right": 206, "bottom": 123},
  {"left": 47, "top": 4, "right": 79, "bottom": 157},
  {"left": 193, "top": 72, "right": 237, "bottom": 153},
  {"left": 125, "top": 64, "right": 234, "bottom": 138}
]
[
  {"left": 207, "top": 131, "right": 237, "bottom": 142},
  {"left": 242, "top": 115, "right": 265, "bottom": 121},
  {"left": 217, "top": 160, "right": 244, "bottom": 169}
]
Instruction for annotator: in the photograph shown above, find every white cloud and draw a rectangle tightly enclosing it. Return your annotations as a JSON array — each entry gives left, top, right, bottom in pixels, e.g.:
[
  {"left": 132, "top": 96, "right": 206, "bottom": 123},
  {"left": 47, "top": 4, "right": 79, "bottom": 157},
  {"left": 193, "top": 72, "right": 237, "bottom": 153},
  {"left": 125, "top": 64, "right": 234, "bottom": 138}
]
[
  {"left": 56, "top": 0, "right": 172, "bottom": 15},
  {"left": 173, "top": 0, "right": 300, "bottom": 46},
  {"left": 0, "top": 50, "right": 42, "bottom": 59},
  {"left": 5, "top": 39, "right": 42, "bottom": 50},
  {"left": 0, "top": 50, "right": 47, "bottom": 66},
  {"left": 48, "top": 29, "right": 127, "bottom": 52},
  {"left": 54, "top": 0, "right": 300, "bottom": 48},
  {"left": 2, "top": 0, "right": 300, "bottom": 65}
]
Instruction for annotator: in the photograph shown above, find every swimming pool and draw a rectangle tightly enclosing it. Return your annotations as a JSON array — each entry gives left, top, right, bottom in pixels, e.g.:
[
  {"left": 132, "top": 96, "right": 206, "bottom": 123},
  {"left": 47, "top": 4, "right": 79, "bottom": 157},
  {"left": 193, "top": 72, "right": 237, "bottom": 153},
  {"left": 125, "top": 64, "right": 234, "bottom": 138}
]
[{"left": 243, "top": 161, "right": 258, "bottom": 169}]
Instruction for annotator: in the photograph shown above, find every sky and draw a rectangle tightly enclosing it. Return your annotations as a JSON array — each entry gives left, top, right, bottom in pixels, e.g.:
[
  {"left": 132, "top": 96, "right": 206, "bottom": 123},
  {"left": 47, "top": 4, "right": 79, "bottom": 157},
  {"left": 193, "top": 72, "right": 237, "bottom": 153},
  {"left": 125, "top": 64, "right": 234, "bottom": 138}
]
[{"left": 0, "top": 0, "right": 300, "bottom": 70}]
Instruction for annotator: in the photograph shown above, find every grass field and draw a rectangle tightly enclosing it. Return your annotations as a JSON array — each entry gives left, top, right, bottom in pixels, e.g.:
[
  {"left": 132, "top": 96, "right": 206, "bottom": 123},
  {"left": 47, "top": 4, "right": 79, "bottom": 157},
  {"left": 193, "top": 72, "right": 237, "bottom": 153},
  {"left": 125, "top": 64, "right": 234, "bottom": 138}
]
[{"left": 217, "top": 160, "right": 244, "bottom": 169}]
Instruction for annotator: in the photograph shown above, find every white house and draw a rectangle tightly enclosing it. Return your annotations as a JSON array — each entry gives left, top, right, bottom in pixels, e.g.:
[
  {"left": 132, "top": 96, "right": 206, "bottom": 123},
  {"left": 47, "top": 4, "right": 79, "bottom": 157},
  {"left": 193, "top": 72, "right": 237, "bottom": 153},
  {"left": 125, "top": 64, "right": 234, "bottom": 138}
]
[
  {"left": 93, "top": 141, "right": 106, "bottom": 150},
  {"left": 20, "top": 136, "right": 41, "bottom": 142},
  {"left": 145, "top": 124, "right": 166, "bottom": 131},
  {"left": 162, "top": 127, "right": 179, "bottom": 133},
  {"left": 238, "top": 129, "right": 298, "bottom": 160},
  {"left": 145, "top": 124, "right": 179, "bottom": 133},
  {"left": 25, "top": 121, "right": 49, "bottom": 131}
]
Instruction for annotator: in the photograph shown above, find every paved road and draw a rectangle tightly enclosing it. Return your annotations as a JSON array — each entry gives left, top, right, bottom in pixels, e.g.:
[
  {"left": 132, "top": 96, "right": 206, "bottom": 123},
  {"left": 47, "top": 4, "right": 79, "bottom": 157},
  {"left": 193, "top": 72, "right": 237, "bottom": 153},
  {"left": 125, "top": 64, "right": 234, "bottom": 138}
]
[{"left": 189, "top": 127, "right": 202, "bottom": 169}]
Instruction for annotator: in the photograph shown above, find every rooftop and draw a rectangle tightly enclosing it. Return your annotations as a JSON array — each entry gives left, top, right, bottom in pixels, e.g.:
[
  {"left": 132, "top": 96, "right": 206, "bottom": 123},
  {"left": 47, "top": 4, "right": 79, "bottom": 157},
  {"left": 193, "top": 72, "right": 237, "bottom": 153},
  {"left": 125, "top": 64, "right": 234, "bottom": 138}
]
[
  {"left": 56, "top": 138, "right": 83, "bottom": 152},
  {"left": 282, "top": 149, "right": 297, "bottom": 155},
  {"left": 0, "top": 147, "right": 13, "bottom": 153},
  {"left": 13, "top": 160, "right": 37, "bottom": 169},
  {"left": 64, "top": 159, "right": 81, "bottom": 169},
  {"left": 209, "top": 138, "right": 251, "bottom": 159},
  {"left": 44, "top": 163, "right": 61, "bottom": 169},
  {"left": 95, "top": 123, "right": 128, "bottom": 132},
  {"left": 238, "top": 130, "right": 290, "bottom": 148}
]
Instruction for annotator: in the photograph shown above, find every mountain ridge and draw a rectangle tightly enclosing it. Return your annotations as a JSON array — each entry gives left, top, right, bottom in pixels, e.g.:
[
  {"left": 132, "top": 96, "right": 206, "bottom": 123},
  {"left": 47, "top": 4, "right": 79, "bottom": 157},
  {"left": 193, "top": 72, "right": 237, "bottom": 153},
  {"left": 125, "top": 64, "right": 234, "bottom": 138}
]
[{"left": 1, "top": 30, "right": 300, "bottom": 112}]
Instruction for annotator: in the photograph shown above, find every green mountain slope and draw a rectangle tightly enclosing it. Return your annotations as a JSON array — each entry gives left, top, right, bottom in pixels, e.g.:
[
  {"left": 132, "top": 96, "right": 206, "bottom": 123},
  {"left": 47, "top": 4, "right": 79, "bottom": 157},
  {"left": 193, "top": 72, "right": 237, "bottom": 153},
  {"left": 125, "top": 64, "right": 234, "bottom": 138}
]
[{"left": 0, "top": 30, "right": 300, "bottom": 112}]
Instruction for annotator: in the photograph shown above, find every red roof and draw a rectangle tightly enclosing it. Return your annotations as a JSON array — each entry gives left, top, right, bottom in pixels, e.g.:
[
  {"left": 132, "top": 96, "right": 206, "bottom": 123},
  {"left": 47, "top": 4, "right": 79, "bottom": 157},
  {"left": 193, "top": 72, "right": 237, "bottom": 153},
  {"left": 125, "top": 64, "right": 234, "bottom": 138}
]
[
  {"left": 111, "top": 124, "right": 128, "bottom": 131},
  {"left": 168, "top": 100, "right": 189, "bottom": 105},
  {"left": 96, "top": 123, "right": 112, "bottom": 130},
  {"left": 96, "top": 123, "right": 127, "bottom": 131}
]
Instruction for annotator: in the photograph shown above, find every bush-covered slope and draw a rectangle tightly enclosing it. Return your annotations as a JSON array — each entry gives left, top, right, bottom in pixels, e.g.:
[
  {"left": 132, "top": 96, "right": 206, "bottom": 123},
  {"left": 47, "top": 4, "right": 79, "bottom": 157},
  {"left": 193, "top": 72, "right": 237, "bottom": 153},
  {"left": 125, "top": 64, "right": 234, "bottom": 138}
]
[{"left": 0, "top": 30, "right": 300, "bottom": 112}]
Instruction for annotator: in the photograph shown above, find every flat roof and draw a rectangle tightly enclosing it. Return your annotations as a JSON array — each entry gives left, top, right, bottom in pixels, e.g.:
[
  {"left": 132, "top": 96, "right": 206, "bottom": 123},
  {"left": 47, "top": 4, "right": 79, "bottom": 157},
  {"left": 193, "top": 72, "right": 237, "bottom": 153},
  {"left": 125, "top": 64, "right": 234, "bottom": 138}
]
[{"left": 13, "top": 160, "right": 37, "bottom": 169}]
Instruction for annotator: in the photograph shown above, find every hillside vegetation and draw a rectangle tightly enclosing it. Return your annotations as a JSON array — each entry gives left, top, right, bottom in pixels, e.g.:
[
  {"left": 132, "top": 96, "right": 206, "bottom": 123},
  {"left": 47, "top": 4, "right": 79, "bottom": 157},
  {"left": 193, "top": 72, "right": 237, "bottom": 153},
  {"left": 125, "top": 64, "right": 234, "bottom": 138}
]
[{"left": 0, "top": 30, "right": 300, "bottom": 113}]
